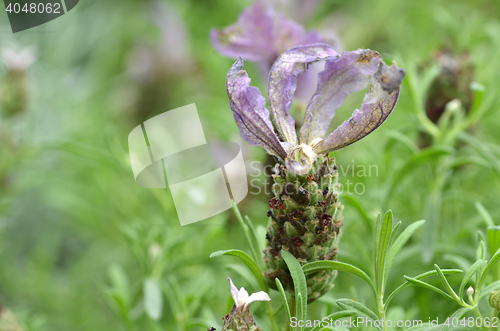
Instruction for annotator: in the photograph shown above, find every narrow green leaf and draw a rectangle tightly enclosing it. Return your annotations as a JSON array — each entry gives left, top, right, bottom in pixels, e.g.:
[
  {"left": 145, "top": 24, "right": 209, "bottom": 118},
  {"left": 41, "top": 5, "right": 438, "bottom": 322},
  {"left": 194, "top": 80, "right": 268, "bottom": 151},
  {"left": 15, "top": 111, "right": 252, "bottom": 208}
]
[
  {"left": 303, "top": 260, "right": 376, "bottom": 298},
  {"left": 434, "top": 264, "right": 460, "bottom": 302},
  {"left": 479, "top": 280, "right": 500, "bottom": 300},
  {"left": 438, "top": 308, "right": 471, "bottom": 331},
  {"left": 404, "top": 275, "right": 455, "bottom": 302},
  {"left": 143, "top": 278, "right": 163, "bottom": 321},
  {"left": 422, "top": 189, "right": 442, "bottom": 263},
  {"left": 231, "top": 201, "right": 261, "bottom": 269},
  {"left": 281, "top": 251, "right": 307, "bottom": 330},
  {"left": 385, "top": 146, "right": 454, "bottom": 201},
  {"left": 488, "top": 226, "right": 500, "bottom": 259},
  {"left": 275, "top": 278, "right": 292, "bottom": 329},
  {"left": 477, "top": 248, "right": 500, "bottom": 290},
  {"left": 418, "top": 62, "right": 441, "bottom": 98},
  {"left": 373, "top": 214, "right": 382, "bottom": 265},
  {"left": 376, "top": 210, "right": 393, "bottom": 296},
  {"left": 460, "top": 132, "right": 500, "bottom": 178},
  {"left": 310, "top": 310, "right": 356, "bottom": 331},
  {"left": 458, "top": 260, "right": 485, "bottom": 301},
  {"left": 107, "top": 264, "right": 130, "bottom": 306},
  {"left": 385, "top": 269, "right": 462, "bottom": 307},
  {"left": 467, "top": 82, "right": 486, "bottom": 120},
  {"left": 336, "top": 299, "right": 382, "bottom": 331},
  {"left": 383, "top": 220, "right": 425, "bottom": 291},
  {"left": 296, "top": 293, "right": 304, "bottom": 331},
  {"left": 244, "top": 215, "right": 265, "bottom": 270},
  {"left": 388, "top": 221, "right": 402, "bottom": 248},
  {"left": 384, "top": 129, "right": 419, "bottom": 154},
  {"left": 478, "top": 230, "right": 486, "bottom": 244},
  {"left": 449, "top": 156, "right": 492, "bottom": 169},
  {"left": 476, "top": 240, "right": 486, "bottom": 261},
  {"left": 341, "top": 195, "right": 373, "bottom": 231},
  {"left": 210, "top": 250, "right": 268, "bottom": 291}
]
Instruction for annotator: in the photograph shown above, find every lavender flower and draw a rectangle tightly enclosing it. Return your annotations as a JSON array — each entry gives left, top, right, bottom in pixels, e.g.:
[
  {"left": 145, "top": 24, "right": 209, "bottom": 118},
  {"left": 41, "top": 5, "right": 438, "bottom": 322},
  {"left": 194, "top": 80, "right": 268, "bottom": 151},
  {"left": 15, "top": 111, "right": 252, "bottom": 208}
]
[
  {"left": 226, "top": 44, "right": 405, "bottom": 175},
  {"left": 0, "top": 46, "right": 36, "bottom": 116},
  {"left": 220, "top": 278, "right": 270, "bottom": 331},
  {"left": 213, "top": 0, "right": 342, "bottom": 108},
  {"left": 211, "top": 0, "right": 324, "bottom": 71},
  {"left": 226, "top": 44, "right": 405, "bottom": 301}
]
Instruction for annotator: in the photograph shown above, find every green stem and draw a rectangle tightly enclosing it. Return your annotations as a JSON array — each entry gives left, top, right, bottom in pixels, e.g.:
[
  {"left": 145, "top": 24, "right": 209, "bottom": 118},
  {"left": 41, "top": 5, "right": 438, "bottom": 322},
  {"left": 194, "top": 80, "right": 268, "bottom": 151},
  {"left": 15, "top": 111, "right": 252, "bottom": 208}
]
[
  {"left": 378, "top": 300, "right": 387, "bottom": 331},
  {"left": 286, "top": 296, "right": 296, "bottom": 331},
  {"left": 266, "top": 301, "right": 279, "bottom": 331}
]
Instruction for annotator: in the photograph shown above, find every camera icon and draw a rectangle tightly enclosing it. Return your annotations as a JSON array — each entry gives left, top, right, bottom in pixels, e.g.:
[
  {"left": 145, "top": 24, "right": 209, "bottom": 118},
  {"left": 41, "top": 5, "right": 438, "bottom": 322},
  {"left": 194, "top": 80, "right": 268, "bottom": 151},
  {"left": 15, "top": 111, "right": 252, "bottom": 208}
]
[{"left": 128, "top": 104, "right": 248, "bottom": 225}]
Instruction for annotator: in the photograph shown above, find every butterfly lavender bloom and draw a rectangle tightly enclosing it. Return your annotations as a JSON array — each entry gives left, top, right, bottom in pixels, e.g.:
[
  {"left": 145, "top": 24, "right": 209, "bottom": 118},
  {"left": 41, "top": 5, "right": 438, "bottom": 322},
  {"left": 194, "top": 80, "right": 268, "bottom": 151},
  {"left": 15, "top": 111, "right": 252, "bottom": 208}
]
[
  {"left": 226, "top": 44, "right": 406, "bottom": 175},
  {"left": 211, "top": 0, "right": 325, "bottom": 70},
  {"left": 212, "top": 0, "right": 342, "bottom": 105}
]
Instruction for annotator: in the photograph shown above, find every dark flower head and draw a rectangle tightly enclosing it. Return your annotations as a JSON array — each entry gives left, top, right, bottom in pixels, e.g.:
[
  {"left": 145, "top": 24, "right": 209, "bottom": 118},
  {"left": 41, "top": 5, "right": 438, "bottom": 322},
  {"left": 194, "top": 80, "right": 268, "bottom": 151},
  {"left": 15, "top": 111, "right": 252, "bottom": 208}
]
[{"left": 226, "top": 44, "right": 406, "bottom": 175}]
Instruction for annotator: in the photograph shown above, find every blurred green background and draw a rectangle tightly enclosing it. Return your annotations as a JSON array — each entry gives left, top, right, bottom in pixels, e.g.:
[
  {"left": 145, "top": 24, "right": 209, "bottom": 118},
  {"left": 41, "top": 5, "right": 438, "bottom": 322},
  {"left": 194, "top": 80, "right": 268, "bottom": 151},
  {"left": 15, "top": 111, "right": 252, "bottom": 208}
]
[{"left": 1, "top": 0, "right": 500, "bottom": 330}]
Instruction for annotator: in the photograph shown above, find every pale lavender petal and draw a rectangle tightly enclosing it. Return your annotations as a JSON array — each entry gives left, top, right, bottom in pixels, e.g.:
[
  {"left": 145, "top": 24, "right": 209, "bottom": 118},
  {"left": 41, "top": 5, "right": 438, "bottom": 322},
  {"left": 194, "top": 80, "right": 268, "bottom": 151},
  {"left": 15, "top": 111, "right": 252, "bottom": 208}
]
[
  {"left": 268, "top": 44, "right": 338, "bottom": 145},
  {"left": 313, "top": 61, "right": 406, "bottom": 154},
  {"left": 238, "top": 287, "right": 249, "bottom": 306},
  {"left": 210, "top": 0, "right": 275, "bottom": 62},
  {"left": 246, "top": 291, "right": 271, "bottom": 306},
  {"left": 300, "top": 50, "right": 382, "bottom": 145},
  {"left": 226, "top": 58, "right": 287, "bottom": 159},
  {"left": 228, "top": 278, "right": 240, "bottom": 307}
]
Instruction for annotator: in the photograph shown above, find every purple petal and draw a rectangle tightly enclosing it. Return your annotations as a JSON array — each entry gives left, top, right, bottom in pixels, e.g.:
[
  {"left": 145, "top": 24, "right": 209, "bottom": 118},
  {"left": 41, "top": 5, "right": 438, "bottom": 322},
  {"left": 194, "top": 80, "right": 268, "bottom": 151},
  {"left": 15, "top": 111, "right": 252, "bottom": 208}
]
[
  {"left": 226, "top": 58, "right": 287, "bottom": 159},
  {"left": 313, "top": 61, "right": 406, "bottom": 154},
  {"left": 268, "top": 44, "right": 338, "bottom": 145},
  {"left": 300, "top": 50, "right": 382, "bottom": 145},
  {"left": 210, "top": 0, "right": 276, "bottom": 62}
]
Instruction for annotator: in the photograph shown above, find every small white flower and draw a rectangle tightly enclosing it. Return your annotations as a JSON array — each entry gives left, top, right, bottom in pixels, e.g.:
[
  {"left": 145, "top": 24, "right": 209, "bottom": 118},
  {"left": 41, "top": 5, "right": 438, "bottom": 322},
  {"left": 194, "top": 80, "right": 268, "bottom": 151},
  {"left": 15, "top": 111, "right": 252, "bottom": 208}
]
[
  {"left": 467, "top": 286, "right": 474, "bottom": 296},
  {"left": 228, "top": 277, "right": 270, "bottom": 308},
  {"left": 0, "top": 46, "right": 36, "bottom": 71}
]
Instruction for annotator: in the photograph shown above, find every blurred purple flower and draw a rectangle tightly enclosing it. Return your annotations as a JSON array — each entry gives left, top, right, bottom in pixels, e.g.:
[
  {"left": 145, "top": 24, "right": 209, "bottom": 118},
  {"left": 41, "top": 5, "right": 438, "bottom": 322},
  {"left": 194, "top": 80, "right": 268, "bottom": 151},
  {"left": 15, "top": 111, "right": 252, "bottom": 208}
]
[
  {"left": 270, "top": 0, "right": 321, "bottom": 24},
  {"left": 211, "top": 0, "right": 341, "bottom": 72},
  {"left": 212, "top": 0, "right": 342, "bottom": 109},
  {"left": 226, "top": 44, "right": 405, "bottom": 175}
]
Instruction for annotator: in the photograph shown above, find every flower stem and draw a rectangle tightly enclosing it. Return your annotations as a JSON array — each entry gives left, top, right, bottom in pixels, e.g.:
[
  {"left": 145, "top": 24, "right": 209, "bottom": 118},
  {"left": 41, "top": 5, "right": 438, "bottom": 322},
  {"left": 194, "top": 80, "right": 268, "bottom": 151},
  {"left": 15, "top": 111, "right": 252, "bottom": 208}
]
[
  {"left": 377, "top": 297, "right": 387, "bottom": 331},
  {"left": 266, "top": 301, "right": 279, "bottom": 331},
  {"left": 286, "top": 296, "right": 296, "bottom": 331}
]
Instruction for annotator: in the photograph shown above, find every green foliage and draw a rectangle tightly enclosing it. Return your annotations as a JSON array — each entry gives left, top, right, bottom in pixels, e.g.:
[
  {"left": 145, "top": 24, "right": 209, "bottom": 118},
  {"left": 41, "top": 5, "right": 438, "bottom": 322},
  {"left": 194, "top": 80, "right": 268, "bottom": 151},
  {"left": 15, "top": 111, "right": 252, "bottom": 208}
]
[{"left": 2, "top": 0, "right": 500, "bottom": 330}]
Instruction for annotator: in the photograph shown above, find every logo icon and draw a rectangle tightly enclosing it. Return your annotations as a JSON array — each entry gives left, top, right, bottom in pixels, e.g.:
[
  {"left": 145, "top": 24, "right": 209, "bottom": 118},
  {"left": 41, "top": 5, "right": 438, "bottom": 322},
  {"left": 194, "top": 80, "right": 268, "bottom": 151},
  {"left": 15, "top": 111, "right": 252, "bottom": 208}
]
[{"left": 128, "top": 104, "right": 248, "bottom": 225}]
